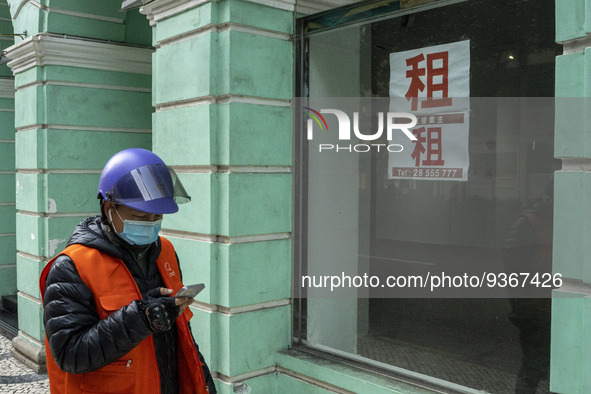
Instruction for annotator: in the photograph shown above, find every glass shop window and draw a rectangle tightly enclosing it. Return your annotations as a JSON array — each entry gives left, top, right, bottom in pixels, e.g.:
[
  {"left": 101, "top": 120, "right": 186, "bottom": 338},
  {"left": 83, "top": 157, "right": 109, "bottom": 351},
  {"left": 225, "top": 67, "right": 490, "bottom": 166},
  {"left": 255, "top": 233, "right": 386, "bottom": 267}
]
[{"left": 294, "top": 0, "right": 560, "bottom": 392}]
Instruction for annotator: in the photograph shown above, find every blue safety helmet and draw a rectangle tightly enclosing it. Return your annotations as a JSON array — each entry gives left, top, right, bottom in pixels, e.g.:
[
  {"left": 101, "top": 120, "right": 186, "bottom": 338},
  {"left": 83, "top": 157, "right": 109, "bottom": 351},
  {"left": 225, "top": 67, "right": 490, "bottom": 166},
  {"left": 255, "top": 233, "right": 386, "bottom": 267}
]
[{"left": 97, "top": 148, "right": 190, "bottom": 214}]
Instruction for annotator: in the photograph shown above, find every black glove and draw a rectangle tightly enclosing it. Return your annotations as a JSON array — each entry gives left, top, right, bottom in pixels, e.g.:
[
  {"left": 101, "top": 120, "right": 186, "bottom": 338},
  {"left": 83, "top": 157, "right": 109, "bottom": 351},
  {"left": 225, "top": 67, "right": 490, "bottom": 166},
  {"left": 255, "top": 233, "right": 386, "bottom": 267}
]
[{"left": 140, "top": 288, "right": 181, "bottom": 332}]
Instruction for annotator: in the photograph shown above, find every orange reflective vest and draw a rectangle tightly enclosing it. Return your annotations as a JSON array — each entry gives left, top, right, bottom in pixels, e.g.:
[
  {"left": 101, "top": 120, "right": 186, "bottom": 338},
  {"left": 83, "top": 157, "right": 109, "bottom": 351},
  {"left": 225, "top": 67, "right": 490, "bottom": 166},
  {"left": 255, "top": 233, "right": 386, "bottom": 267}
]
[{"left": 39, "top": 237, "right": 209, "bottom": 394}]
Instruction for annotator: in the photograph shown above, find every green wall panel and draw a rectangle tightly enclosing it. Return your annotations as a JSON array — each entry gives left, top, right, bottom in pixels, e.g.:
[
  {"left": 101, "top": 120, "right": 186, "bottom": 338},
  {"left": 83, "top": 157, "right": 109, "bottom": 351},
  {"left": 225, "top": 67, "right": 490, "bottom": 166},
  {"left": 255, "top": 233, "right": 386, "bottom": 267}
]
[
  {"left": 219, "top": 103, "right": 291, "bottom": 166},
  {"left": 15, "top": 173, "right": 44, "bottom": 212},
  {"left": 16, "top": 128, "right": 150, "bottom": 170},
  {"left": 161, "top": 173, "right": 218, "bottom": 236},
  {"left": 550, "top": 294, "right": 585, "bottom": 393},
  {"left": 0, "top": 142, "right": 15, "bottom": 170},
  {"left": 45, "top": 85, "right": 152, "bottom": 128},
  {"left": 190, "top": 307, "right": 216, "bottom": 371},
  {"left": 45, "top": 130, "right": 150, "bottom": 169},
  {"left": 16, "top": 253, "right": 44, "bottom": 299},
  {"left": 153, "top": 33, "right": 216, "bottom": 105},
  {"left": 162, "top": 235, "right": 217, "bottom": 305},
  {"left": 14, "top": 65, "right": 151, "bottom": 90},
  {"left": 0, "top": 204, "right": 16, "bottom": 233},
  {"left": 215, "top": 305, "right": 290, "bottom": 377},
  {"left": 0, "top": 97, "right": 15, "bottom": 110},
  {"left": 0, "top": 174, "right": 15, "bottom": 203},
  {"left": 217, "top": 239, "right": 290, "bottom": 307},
  {"left": 14, "top": 85, "right": 43, "bottom": 129},
  {"left": 153, "top": 104, "right": 217, "bottom": 166},
  {"left": 0, "top": 65, "right": 12, "bottom": 78},
  {"left": 154, "top": 102, "right": 291, "bottom": 166},
  {"left": 584, "top": 299, "right": 591, "bottom": 394},
  {"left": 15, "top": 213, "right": 44, "bottom": 257},
  {"left": 154, "top": 31, "right": 292, "bottom": 104},
  {"left": 164, "top": 236, "right": 291, "bottom": 308},
  {"left": 16, "top": 214, "right": 88, "bottom": 258},
  {"left": 15, "top": 85, "right": 152, "bottom": 129},
  {"left": 553, "top": 171, "right": 585, "bottom": 280},
  {"left": 46, "top": 14, "right": 125, "bottom": 42},
  {"left": 555, "top": 52, "right": 584, "bottom": 98},
  {"left": 0, "top": 110, "right": 16, "bottom": 140},
  {"left": 0, "top": 4, "right": 11, "bottom": 18},
  {"left": 154, "top": 2, "right": 216, "bottom": 45},
  {"left": 218, "top": 0, "right": 292, "bottom": 34},
  {"left": 0, "top": 20, "right": 12, "bottom": 37},
  {"left": 124, "top": 9, "right": 152, "bottom": 46},
  {"left": 45, "top": 173, "right": 100, "bottom": 213},
  {"left": 154, "top": 0, "right": 292, "bottom": 45},
  {"left": 13, "top": 68, "right": 38, "bottom": 88},
  {"left": 49, "top": 0, "right": 123, "bottom": 19},
  {"left": 556, "top": 0, "right": 586, "bottom": 42},
  {"left": 218, "top": 31, "right": 292, "bottom": 100},
  {"left": 218, "top": 173, "right": 291, "bottom": 237},
  {"left": 46, "top": 216, "right": 90, "bottom": 258},
  {"left": 17, "top": 293, "right": 44, "bottom": 342},
  {"left": 554, "top": 95, "right": 583, "bottom": 157},
  {"left": 0, "top": 236, "right": 16, "bottom": 265},
  {"left": 0, "top": 265, "right": 16, "bottom": 297}
]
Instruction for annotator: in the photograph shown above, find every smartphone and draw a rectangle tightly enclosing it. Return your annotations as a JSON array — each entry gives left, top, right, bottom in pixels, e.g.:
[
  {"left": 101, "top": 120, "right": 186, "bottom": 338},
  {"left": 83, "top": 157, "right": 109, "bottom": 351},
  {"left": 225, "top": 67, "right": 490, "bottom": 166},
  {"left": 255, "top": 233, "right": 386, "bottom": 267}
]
[{"left": 174, "top": 283, "right": 205, "bottom": 299}]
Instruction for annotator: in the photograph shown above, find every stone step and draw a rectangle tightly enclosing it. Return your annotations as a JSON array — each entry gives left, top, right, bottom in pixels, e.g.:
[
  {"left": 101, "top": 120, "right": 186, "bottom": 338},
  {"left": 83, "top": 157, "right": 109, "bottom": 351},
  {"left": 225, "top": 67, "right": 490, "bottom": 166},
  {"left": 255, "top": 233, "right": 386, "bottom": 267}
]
[
  {"left": 0, "top": 308, "right": 18, "bottom": 340},
  {"left": 1, "top": 295, "right": 17, "bottom": 315}
]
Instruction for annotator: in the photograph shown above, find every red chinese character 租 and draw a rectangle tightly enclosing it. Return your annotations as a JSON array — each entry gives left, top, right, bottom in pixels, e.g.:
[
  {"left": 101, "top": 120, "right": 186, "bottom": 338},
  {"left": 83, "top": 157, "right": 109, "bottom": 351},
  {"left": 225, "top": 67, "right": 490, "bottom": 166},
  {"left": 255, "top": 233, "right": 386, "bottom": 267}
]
[
  {"left": 410, "top": 127, "right": 445, "bottom": 167},
  {"left": 405, "top": 54, "right": 426, "bottom": 111},
  {"left": 422, "top": 52, "right": 452, "bottom": 109},
  {"left": 422, "top": 127, "right": 445, "bottom": 166},
  {"left": 411, "top": 127, "right": 426, "bottom": 167},
  {"left": 404, "top": 51, "right": 453, "bottom": 110}
]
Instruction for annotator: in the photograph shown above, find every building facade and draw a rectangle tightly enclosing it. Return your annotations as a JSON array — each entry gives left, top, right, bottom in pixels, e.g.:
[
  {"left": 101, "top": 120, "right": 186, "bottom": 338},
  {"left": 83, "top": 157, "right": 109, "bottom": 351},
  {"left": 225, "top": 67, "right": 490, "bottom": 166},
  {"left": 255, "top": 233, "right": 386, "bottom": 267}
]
[{"left": 0, "top": 0, "right": 588, "bottom": 393}]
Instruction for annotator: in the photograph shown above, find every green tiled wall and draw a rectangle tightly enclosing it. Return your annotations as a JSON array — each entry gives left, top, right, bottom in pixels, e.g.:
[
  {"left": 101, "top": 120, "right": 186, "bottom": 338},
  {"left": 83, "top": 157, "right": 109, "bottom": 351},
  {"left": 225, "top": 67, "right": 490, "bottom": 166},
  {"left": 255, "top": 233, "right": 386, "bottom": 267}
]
[
  {"left": 552, "top": 1, "right": 591, "bottom": 393},
  {"left": 5, "top": 1, "right": 154, "bottom": 365},
  {"left": 147, "top": 0, "right": 294, "bottom": 389}
]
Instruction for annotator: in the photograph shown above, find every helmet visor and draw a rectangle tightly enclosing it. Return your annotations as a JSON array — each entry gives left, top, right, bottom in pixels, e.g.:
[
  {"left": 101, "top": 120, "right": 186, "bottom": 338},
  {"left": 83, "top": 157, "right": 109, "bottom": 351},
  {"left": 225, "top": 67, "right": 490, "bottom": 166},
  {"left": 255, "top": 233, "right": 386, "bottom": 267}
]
[{"left": 107, "top": 164, "right": 191, "bottom": 205}]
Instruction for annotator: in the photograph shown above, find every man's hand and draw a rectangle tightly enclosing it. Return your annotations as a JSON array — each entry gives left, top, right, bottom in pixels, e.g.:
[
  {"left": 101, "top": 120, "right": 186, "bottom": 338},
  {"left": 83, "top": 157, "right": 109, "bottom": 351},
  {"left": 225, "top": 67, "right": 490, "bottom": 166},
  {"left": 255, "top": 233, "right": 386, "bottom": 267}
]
[{"left": 141, "top": 287, "right": 191, "bottom": 332}]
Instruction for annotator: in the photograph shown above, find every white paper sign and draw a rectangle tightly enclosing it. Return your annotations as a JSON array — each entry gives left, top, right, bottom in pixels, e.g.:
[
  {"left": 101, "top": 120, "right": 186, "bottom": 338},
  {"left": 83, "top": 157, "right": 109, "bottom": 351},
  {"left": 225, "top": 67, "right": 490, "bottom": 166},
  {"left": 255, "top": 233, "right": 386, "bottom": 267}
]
[{"left": 389, "top": 40, "right": 470, "bottom": 181}]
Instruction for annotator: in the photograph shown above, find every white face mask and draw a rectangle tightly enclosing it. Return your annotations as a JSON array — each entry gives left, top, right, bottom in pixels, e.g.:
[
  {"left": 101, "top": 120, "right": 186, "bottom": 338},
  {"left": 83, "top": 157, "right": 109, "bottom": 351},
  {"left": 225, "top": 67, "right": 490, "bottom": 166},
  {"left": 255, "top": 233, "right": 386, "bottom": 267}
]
[{"left": 109, "top": 206, "right": 162, "bottom": 245}]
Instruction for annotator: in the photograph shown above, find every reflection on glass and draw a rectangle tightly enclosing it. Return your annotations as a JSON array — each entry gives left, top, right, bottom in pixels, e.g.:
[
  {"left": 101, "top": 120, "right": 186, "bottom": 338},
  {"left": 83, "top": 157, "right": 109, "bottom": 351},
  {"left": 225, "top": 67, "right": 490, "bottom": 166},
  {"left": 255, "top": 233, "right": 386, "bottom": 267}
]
[{"left": 295, "top": 0, "right": 560, "bottom": 393}]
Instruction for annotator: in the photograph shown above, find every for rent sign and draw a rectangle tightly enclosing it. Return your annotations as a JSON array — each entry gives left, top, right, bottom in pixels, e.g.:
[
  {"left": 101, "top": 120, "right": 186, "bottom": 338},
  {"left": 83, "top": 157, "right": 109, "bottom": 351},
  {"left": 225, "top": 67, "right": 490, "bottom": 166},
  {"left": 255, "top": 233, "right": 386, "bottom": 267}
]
[{"left": 389, "top": 40, "right": 470, "bottom": 181}]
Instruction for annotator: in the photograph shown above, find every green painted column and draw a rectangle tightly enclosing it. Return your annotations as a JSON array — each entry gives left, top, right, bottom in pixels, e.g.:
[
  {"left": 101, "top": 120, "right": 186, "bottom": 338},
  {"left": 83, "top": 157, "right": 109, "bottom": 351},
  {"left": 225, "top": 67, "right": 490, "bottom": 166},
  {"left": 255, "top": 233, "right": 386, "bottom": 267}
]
[
  {"left": 552, "top": 1, "right": 591, "bottom": 393},
  {"left": 0, "top": 75, "right": 16, "bottom": 300},
  {"left": 0, "top": 3, "right": 16, "bottom": 303},
  {"left": 4, "top": 2, "right": 153, "bottom": 372},
  {"left": 141, "top": 0, "right": 294, "bottom": 391}
]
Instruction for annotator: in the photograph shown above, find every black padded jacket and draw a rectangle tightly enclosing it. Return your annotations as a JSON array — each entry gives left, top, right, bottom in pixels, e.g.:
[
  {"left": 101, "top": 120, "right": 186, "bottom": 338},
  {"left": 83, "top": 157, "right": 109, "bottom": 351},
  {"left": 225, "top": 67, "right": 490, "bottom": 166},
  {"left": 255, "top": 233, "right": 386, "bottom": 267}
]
[{"left": 42, "top": 216, "right": 216, "bottom": 393}]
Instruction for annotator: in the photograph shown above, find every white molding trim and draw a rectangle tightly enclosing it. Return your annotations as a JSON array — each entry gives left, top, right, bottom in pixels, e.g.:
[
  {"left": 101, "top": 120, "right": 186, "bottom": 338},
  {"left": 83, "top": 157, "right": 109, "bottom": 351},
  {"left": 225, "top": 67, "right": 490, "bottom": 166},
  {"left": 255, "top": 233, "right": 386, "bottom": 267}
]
[
  {"left": 244, "top": 0, "right": 295, "bottom": 12},
  {"left": 562, "top": 35, "right": 591, "bottom": 54},
  {"left": 191, "top": 298, "right": 291, "bottom": 315},
  {"left": 561, "top": 159, "right": 591, "bottom": 171},
  {"left": 141, "top": 0, "right": 295, "bottom": 26},
  {"left": 13, "top": 0, "right": 124, "bottom": 24},
  {"left": 4, "top": 34, "right": 153, "bottom": 75},
  {"left": 296, "top": 0, "right": 354, "bottom": 15},
  {"left": 16, "top": 80, "right": 151, "bottom": 93},
  {"left": 155, "top": 94, "right": 290, "bottom": 111},
  {"left": 155, "top": 22, "right": 291, "bottom": 48},
  {"left": 141, "top": 0, "right": 209, "bottom": 26},
  {"left": 0, "top": 78, "right": 15, "bottom": 98},
  {"left": 15, "top": 123, "right": 152, "bottom": 134}
]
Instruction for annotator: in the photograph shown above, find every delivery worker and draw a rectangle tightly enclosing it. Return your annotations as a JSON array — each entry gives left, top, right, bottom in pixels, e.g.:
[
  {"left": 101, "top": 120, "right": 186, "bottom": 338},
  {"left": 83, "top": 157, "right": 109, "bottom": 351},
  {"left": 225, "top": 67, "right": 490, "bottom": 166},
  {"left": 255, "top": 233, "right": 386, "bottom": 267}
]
[{"left": 40, "top": 148, "right": 216, "bottom": 393}]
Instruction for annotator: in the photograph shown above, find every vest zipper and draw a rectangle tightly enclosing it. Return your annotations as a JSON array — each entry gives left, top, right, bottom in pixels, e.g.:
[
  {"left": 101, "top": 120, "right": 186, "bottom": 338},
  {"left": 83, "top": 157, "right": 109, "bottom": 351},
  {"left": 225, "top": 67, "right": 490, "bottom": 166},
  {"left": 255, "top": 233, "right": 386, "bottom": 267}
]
[{"left": 126, "top": 360, "right": 132, "bottom": 369}]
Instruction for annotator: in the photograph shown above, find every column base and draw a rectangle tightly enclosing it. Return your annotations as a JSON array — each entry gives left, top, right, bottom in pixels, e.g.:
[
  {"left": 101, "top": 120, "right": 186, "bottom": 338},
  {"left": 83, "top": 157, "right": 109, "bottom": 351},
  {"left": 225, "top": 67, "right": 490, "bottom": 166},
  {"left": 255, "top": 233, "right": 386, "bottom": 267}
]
[{"left": 11, "top": 333, "right": 46, "bottom": 374}]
